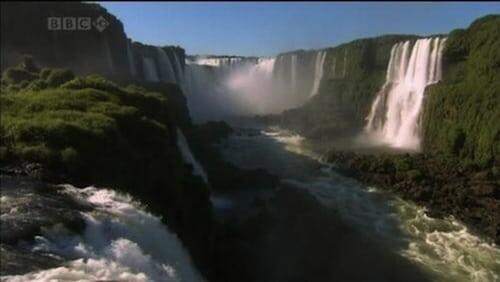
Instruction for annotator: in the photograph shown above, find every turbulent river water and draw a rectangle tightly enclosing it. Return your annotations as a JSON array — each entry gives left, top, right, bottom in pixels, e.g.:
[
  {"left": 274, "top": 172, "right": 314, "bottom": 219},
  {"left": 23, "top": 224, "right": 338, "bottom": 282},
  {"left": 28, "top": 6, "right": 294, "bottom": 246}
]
[
  {"left": 1, "top": 185, "right": 203, "bottom": 282},
  {"left": 217, "top": 125, "right": 500, "bottom": 282}
]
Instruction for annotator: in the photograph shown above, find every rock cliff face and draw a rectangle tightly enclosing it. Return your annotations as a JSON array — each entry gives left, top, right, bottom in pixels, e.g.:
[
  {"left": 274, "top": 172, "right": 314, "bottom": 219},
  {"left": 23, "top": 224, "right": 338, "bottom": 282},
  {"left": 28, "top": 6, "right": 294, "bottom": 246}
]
[{"left": 1, "top": 2, "right": 132, "bottom": 81}]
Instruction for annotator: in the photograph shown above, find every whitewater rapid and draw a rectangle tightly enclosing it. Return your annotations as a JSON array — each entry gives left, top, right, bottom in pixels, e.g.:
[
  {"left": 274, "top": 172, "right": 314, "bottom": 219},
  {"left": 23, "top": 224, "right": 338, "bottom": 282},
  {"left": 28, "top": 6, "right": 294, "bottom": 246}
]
[
  {"left": 1, "top": 185, "right": 204, "bottom": 282},
  {"left": 219, "top": 126, "right": 500, "bottom": 282}
]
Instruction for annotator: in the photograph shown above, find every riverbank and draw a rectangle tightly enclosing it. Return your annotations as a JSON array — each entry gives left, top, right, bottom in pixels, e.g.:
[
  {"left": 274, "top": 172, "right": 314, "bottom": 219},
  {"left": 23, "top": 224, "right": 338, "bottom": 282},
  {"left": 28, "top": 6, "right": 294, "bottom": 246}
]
[{"left": 325, "top": 151, "right": 500, "bottom": 244}]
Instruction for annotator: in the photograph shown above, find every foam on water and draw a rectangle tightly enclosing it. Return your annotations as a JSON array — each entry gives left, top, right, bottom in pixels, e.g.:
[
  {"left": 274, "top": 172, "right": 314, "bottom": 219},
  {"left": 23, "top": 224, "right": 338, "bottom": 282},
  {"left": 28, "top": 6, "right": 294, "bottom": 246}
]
[{"left": 2, "top": 185, "right": 204, "bottom": 282}]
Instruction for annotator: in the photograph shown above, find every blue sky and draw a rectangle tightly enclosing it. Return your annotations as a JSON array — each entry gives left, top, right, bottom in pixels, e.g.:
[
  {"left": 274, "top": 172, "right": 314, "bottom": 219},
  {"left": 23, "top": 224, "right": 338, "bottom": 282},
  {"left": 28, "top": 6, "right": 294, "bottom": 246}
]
[{"left": 100, "top": 2, "right": 500, "bottom": 57}]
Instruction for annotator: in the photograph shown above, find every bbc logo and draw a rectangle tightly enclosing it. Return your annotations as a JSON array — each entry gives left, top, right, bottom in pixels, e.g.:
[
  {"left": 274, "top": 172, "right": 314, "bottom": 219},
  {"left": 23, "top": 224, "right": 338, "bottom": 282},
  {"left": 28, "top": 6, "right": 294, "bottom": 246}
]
[{"left": 48, "top": 16, "right": 109, "bottom": 32}]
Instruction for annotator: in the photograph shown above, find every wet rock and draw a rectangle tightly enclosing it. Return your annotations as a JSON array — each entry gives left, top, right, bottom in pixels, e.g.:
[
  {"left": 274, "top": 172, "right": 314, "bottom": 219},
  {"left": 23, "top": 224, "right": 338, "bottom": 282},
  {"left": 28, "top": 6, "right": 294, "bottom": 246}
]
[{"left": 1, "top": 176, "right": 91, "bottom": 245}]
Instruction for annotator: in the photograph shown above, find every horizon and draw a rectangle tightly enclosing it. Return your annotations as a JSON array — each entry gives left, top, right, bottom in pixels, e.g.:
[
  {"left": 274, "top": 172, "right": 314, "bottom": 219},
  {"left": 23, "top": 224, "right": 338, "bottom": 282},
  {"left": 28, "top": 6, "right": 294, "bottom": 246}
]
[{"left": 100, "top": 2, "right": 500, "bottom": 57}]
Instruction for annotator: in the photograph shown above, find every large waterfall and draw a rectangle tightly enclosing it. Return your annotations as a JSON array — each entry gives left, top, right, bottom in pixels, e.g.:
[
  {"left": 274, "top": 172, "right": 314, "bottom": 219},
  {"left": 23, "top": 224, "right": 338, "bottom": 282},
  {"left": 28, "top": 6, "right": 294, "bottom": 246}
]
[
  {"left": 365, "top": 37, "right": 447, "bottom": 150},
  {"left": 182, "top": 52, "right": 328, "bottom": 121},
  {"left": 130, "top": 46, "right": 329, "bottom": 122}
]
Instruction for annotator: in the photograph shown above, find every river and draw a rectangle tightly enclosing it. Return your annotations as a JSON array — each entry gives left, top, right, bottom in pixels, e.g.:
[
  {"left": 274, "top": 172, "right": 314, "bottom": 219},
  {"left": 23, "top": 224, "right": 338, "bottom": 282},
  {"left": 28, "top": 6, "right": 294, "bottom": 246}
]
[{"left": 216, "top": 125, "right": 500, "bottom": 282}]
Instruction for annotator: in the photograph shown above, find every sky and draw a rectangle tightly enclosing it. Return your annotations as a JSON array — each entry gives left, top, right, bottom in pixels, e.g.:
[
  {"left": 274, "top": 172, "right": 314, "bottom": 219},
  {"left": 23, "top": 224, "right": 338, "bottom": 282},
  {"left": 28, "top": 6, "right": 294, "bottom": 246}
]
[{"left": 100, "top": 2, "right": 500, "bottom": 57}]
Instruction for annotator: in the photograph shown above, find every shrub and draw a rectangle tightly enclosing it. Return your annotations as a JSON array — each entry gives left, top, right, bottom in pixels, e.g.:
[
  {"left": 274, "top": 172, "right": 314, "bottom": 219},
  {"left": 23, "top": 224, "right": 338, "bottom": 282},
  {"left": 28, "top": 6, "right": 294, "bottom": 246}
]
[
  {"left": 20, "top": 55, "right": 40, "bottom": 73},
  {"left": 46, "top": 69, "right": 75, "bottom": 87},
  {"left": 2, "top": 68, "right": 38, "bottom": 84},
  {"left": 40, "top": 68, "right": 52, "bottom": 80}
]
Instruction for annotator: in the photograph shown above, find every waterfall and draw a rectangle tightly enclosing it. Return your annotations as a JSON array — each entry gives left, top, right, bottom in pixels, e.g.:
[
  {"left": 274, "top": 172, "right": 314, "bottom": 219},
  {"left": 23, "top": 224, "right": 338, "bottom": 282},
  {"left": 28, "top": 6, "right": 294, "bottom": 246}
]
[
  {"left": 156, "top": 47, "right": 177, "bottom": 83},
  {"left": 142, "top": 57, "right": 160, "bottom": 82},
  {"left": 365, "top": 37, "right": 447, "bottom": 150},
  {"left": 167, "top": 51, "right": 334, "bottom": 121},
  {"left": 171, "top": 53, "right": 185, "bottom": 88},
  {"left": 331, "top": 56, "right": 336, "bottom": 78},
  {"left": 342, "top": 49, "right": 347, "bottom": 77},
  {"left": 290, "top": 54, "right": 297, "bottom": 92},
  {"left": 3, "top": 185, "right": 204, "bottom": 282},
  {"left": 126, "top": 41, "right": 137, "bottom": 76},
  {"left": 309, "top": 51, "right": 327, "bottom": 97},
  {"left": 176, "top": 128, "right": 208, "bottom": 183}
]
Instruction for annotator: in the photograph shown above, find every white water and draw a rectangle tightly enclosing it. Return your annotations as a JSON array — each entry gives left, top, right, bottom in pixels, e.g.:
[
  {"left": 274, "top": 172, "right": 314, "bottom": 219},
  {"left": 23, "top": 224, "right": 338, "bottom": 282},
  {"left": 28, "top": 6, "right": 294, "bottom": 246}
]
[
  {"left": 183, "top": 51, "right": 332, "bottom": 121},
  {"left": 2, "top": 185, "right": 204, "bottom": 282},
  {"left": 156, "top": 47, "right": 177, "bottom": 84},
  {"left": 176, "top": 127, "right": 208, "bottom": 183},
  {"left": 142, "top": 57, "right": 160, "bottom": 82},
  {"left": 365, "top": 37, "right": 447, "bottom": 150},
  {"left": 309, "top": 51, "right": 327, "bottom": 97}
]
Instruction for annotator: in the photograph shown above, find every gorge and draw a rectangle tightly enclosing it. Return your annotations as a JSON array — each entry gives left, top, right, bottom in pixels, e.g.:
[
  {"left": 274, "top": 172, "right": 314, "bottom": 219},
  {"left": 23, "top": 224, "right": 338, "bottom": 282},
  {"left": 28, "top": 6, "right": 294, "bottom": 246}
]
[{"left": 1, "top": 2, "right": 499, "bottom": 282}]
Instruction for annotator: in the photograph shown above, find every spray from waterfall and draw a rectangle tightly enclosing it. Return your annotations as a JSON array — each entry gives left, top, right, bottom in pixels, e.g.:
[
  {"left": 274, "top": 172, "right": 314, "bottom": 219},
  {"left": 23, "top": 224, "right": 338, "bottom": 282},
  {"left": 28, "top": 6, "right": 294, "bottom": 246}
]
[{"left": 365, "top": 37, "right": 447, "bottom": 150}]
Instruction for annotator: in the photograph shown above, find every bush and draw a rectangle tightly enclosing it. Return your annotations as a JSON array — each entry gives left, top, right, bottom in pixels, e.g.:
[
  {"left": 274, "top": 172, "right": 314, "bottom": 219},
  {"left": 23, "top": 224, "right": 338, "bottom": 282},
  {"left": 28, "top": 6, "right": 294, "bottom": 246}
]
[
  {"left": 20, "top": 55, "right": 40, "bottom": 73},
  {"left": 2, "top": 68, "right": 38, "bottom": 84},
  {"left": 40, "top": 68, "right": 52, "bottom": 80},
  {"left": 46, "top": 69, "right": 75, "bottom": 87}
]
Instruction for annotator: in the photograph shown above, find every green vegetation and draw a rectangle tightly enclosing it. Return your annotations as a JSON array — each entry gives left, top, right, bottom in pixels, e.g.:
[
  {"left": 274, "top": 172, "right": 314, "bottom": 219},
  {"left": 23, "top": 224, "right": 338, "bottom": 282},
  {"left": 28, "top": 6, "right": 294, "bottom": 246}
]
[
  {"left": 422, "top": 15, "right": 500, "bottom": 167},
  {"left": 0, "top": 56, "right": 184, "bottom": 193}
]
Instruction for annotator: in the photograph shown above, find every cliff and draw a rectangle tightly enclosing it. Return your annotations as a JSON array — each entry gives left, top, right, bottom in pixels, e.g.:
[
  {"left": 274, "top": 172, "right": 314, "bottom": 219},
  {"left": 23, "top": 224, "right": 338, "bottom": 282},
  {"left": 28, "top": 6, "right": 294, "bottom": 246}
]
[
  {"left": 422, "top": 15, "right": 500, "bottom": 167},
  {"left": 0, "top": 2, "right": 132, "bottom": 81}
]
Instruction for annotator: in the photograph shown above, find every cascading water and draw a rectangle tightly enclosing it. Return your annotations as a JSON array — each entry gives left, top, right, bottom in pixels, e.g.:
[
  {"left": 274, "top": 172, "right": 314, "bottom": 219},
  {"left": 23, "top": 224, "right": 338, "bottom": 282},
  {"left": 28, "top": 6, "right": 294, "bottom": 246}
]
[
  {"left": 2, "top": 185, "right": 204, "bottom": 282},
  {"left": 156, "top": 47, "right": 177, "bottom": 83},
  {"left": 127, "top": 41, "right": 137, "bottom": 76},
  {"left": 290, "top": 54, "right": 297, "bottom": 93},
  {"left": 309, "top": 51, "right": 327, "bottom": 97},
  {"left": 365, "top": 37, "right": 447, "bottom": 150},
  {"left": 176, "top": 128, "right": 208, "bottom": 183},
  {"left": 171, "top": 52, "right": 185, "bottom": 88},
  {"left": 142, "top": 57, "right": 160, "bottom": 82},
  {"left": 134, "top": 49, "right": 331, "bottom": 122}
]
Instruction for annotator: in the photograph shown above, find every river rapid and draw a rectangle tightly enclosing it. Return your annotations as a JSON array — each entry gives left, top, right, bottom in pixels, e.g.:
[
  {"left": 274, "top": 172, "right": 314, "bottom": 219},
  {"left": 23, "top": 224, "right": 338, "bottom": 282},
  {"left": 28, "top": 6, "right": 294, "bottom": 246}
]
[{"left": 216, "top": 125, "right": 500, "bottom": 282}]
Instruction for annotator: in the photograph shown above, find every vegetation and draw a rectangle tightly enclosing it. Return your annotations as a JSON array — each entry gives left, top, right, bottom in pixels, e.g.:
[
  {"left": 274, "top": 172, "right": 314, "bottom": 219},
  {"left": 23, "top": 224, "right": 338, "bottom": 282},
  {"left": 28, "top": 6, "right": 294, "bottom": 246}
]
[
  {"left": 422, "top": 15, "right": 500, "bottom": 167},
  {"left": 0, "top": 56, "right": 184, "bottom": 193}
]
